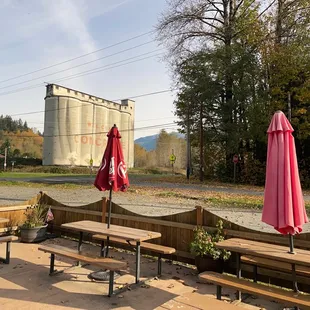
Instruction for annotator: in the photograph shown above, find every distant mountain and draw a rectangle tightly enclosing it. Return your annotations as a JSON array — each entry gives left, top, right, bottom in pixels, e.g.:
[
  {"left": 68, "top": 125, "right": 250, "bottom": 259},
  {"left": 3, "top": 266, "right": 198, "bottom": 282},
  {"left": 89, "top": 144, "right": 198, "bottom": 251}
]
[
  {"left": 135, "top": 134, "right": 158, "bottom": 151},
  {"left": 135, "top": 132, "right": 185, "bottom": 151}
]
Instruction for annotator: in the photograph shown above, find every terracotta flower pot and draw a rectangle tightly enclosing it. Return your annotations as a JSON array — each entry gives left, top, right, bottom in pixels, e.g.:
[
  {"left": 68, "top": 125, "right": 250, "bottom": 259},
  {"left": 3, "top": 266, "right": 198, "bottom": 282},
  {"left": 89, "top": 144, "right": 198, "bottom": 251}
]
[{"left": 195, "top": 255, "right": 224, "bottom": 273}]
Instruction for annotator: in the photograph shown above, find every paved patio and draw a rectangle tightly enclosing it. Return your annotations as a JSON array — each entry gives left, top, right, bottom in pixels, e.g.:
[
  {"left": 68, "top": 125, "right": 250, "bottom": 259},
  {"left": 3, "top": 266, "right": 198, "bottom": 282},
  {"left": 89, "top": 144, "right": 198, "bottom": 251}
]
[{"left": 0, "top": 238, "right": 279, "bottom": 310}]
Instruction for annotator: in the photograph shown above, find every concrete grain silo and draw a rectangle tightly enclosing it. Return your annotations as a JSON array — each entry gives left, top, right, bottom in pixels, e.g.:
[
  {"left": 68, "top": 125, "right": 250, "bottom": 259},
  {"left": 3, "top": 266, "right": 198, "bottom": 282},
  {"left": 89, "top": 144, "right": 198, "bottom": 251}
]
[{"left": 43, "top": 84, "right": 135, "bottom": 167}]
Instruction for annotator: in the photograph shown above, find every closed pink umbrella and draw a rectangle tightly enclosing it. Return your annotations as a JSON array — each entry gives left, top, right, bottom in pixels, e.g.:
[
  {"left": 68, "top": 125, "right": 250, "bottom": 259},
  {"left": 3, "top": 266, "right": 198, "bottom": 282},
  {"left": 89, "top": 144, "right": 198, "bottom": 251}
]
[{"left": 262, "top": 111, "right": 308, "bottom": 253}]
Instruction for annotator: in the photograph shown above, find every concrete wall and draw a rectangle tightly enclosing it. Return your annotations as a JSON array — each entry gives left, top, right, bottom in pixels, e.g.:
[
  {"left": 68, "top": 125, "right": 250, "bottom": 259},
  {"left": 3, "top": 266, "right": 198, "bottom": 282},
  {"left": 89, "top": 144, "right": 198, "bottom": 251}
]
[{"left": 43, "top": 84, "right": 135, "bottom": 167}]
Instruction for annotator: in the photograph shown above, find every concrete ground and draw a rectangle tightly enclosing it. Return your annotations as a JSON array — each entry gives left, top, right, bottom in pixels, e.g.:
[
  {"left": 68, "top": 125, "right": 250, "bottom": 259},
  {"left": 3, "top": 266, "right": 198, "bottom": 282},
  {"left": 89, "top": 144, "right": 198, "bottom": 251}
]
[{"left": 0, "top": 238, "right": 284, "bottom": 310}]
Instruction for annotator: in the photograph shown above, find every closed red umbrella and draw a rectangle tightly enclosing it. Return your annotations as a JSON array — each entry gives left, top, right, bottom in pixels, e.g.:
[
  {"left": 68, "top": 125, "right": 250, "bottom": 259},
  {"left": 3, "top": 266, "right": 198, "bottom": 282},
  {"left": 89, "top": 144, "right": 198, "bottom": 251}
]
[
  {"left": 92, "top": 124, "right": 129, "bottom": 280},
  {"left": 262, "top": 111, "right": 308, "bottom": 253},
  {"left": 94, "top": 124, "right": 129, "bottom": 228}
]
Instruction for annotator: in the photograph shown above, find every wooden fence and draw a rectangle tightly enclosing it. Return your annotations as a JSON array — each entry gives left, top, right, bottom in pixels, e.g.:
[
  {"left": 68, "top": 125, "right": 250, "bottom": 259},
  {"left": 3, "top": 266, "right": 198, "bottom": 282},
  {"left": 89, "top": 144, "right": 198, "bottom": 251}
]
[
  {"left": 38, "top": 192, "right": 310, "bottom": 258},
  {"left": 2, "top": 191, "right": 310, "bottom": 290},
  {"left": 0, "top": 192, "right": 41, "bottom": 233}
]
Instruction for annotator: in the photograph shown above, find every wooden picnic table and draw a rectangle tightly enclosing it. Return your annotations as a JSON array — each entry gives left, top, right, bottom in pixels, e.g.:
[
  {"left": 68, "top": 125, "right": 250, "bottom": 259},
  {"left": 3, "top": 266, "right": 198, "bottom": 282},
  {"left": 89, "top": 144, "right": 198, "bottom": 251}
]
[
  {"left": 61, "top": 220, "right": 161, "bottom": 283},
  {"left": 216, "top": 238, "right": 310, "bottom": 296}
]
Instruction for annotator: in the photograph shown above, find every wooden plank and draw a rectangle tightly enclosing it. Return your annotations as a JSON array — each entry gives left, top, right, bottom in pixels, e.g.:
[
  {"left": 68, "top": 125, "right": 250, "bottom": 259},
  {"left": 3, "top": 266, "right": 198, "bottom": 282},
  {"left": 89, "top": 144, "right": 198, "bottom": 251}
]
[
  {"left": 38, "top": 244, "right": 126, "bottom": 271},
  {"left": 50, "top": 206, "right": 101, "bottom": 217},
  {"left": 158, "top": 292, "right": 241, "bottom": 309},
  {"left": 102, "top": 197, "right": 107, "bottom": 223},
  {"left": 199, "top": 271, "right": 310, "bottom": 309},
  {"left": 0, "top": 205, "right": 30, "bottom": 212},
  {"left": 241, "top": 255, "right": 310, "bottom": 277},
  {"left": 0, "top": 236, "right": 18, "bottom": 242},
  {"left": 196, "top": 206, "right": 203, "bottom": 226},
  {"left": 0, "top": 218, "right": 9, "bottom": 224},
  {"left": 61, "top": 220, "right": 161, "bottom": 242},
  {"left": 239, "top": 260, "right": 310, "bottom": 286},
  {"left": 110, "top": 213, "right": 196, "bottom": 230},
  {"left": 217, "top": 238, "right": 310, "bottom": 267},
  {"left": 92, "top": 234, "right": 176, "bottom": 254},
  {"left": 50, "top": 205, "right": 195, "bottom": 230}
]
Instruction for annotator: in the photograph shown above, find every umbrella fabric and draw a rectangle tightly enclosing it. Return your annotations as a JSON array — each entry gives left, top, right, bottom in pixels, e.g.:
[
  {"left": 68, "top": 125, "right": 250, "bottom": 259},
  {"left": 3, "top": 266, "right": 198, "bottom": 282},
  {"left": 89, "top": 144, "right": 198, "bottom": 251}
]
[
  {"left": 262, "top": 111, "right": 308, "bottom": 235},
  {"left": 94, "top": 125, "right": 129, "bottom": 192}
]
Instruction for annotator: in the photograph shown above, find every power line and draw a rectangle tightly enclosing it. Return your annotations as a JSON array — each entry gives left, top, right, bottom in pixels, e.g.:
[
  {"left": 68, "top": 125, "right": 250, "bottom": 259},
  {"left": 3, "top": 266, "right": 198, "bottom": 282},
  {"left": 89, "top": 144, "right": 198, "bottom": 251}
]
[
  {"left": 49, "top": 51, "right": 163, "bottom": 84},
  {"left": 0, "top": 122, "right": 178, "bottom": 138},
  {"left": 0, "top": 30, "right": 154, "bottom": 84},
  {"left": 0, "top": 51, "right": 163, "bottom": 99},
  {"left": 0, "top": 40, "right": 155, "bottom": 91},
  {"left": 112, "top": 89, "right": 176, "bottom": 101}
]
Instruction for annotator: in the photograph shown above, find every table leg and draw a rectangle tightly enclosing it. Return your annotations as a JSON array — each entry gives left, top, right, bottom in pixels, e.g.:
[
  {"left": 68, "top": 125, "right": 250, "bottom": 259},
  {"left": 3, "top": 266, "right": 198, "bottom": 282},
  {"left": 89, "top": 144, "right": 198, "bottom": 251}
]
[
  {"left": 291, "top": 263, "right": 299, "bottom": 293},
  {"left": 136, "top": 241, "right": 141, "bottom": 284},
  {"left": 106, "top": 236, "right": 110, "bottom": 257},
  {"left": 236, "top": 253, "right": 241, "bottom": 301},
  {"left": 77, "top": 231, "right": 83, "bottom": 266}
]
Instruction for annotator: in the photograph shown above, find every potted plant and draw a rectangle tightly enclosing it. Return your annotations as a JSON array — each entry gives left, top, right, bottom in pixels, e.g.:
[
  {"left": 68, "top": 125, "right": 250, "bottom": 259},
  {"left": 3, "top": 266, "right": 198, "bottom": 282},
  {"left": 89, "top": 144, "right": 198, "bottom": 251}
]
[
  {"left": 190, "top": 220, "right": 231, "bottom": 273},
  {"left": 20, "top": 204, "right": 48, "bottom": 243}
]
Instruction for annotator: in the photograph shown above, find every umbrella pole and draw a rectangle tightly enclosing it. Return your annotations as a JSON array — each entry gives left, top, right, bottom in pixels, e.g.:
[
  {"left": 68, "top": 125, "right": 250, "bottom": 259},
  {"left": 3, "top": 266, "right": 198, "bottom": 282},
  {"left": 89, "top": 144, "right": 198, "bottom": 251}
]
[
  {"left": 289, "top": 234, "right": 295, "bottom": 254},
  {"left": 108, "top": 189, "right": 112, "bottom": 228},
  {"left": 105, "top": 189, "right": 113, "bottom": 257}
]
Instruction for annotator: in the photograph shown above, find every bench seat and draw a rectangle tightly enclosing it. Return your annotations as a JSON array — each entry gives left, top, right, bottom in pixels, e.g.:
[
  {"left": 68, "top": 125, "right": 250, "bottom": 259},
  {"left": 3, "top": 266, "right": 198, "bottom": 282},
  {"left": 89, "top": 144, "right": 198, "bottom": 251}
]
[
  {"left": 0, "top": 235, "right": 18, "bottom": 264},
  {"left": 39, "top": 244, "right": 127, "bottom": 296},
  {"left": 241, "top": 255, "right": 310, "bottom": 277},
  {"left": 199, "top": 271, "right": 310, "bottom": 309},
  {"left": 92, "top": 234, "right": 176, "bottom": 275}
]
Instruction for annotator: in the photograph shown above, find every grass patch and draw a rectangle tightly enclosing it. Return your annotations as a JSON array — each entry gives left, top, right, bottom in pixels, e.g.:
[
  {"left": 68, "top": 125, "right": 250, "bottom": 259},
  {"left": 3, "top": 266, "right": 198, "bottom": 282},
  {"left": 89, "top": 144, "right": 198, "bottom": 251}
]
[
  {"left": 0, "top": 180, "right": 93, "bottom": 189},
  {"left": 155, "top": 191, "right": 200, "bottom": 200},
  {"left": 0, "top": 172, "right": 92, "bottom": 179}
]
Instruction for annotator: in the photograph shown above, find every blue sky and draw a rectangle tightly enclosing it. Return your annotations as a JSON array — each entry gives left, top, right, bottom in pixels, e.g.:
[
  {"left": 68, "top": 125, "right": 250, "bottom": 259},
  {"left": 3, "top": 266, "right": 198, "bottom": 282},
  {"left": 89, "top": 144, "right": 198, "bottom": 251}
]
[{"left": 0, "top": 0, "right": 178, "bottom": 139}]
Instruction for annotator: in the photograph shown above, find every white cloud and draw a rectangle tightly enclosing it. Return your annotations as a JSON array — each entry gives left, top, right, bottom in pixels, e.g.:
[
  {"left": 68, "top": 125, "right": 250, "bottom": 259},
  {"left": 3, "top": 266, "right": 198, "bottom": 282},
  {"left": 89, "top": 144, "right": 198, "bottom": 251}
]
[{"left": 41, "top": 0, "right": 97, "bottom": 56}]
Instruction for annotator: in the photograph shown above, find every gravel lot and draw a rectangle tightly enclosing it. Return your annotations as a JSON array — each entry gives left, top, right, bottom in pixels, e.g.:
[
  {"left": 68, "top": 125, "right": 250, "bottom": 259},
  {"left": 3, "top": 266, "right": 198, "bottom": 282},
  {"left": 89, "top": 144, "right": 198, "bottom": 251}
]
[{"left": 1, "top": 185, "right": 310, "bottom": 234}]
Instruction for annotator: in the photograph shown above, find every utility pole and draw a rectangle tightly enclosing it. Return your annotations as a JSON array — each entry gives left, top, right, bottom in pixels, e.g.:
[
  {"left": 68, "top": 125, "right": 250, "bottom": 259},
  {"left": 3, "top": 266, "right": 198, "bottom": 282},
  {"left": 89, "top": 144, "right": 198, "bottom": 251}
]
[{"left": 4, "top": 147, "right": 8, "bottom": 171}]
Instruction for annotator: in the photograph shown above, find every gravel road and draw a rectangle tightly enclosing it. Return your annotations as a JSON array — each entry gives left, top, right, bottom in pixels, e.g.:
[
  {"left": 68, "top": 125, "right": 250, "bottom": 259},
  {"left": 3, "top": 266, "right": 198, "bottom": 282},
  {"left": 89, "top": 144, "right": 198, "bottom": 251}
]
[{"left": 1, "top": 185, "right": 310, "bottom": 234}]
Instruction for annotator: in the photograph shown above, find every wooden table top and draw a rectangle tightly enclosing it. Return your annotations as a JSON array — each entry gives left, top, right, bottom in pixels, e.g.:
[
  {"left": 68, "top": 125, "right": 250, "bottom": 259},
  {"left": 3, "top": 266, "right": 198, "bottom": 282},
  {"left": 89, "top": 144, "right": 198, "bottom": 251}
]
[
  {"left": 0, "top": 218, "right": 9, "bottom": 224},
  {"left": 61, "top": 220, "right": 161, "bottom": 242},
  {"left": 216, "top": 238, "right": 310, "bottom": 267}
]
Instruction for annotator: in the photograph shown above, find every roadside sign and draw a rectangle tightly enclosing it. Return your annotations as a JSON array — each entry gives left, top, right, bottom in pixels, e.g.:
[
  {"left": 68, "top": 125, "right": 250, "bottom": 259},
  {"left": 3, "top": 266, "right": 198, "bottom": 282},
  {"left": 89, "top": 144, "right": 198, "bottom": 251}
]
[
  {"left": 170, "top": 154, "right": 176, "bottom": 163},
  {"left": 233, "top": 155, "right": 239, "bottom": 163}
]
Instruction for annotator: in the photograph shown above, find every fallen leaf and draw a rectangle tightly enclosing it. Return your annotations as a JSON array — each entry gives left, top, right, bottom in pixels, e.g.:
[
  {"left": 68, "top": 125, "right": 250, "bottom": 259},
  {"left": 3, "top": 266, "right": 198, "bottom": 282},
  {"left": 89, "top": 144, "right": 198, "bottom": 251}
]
[
  {"left": 140, "top": 284, "right": 150, "bottom": 289},
  {"left": 167, "top": 284, "right": 174, "bottom": 289}
]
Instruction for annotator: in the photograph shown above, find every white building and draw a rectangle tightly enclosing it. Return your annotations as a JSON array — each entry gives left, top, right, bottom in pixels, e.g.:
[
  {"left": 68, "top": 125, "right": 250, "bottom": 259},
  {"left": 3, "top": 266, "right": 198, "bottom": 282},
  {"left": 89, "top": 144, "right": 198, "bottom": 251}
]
[{"left": 43, "top": 84, "right": 135, "bottom": 167}]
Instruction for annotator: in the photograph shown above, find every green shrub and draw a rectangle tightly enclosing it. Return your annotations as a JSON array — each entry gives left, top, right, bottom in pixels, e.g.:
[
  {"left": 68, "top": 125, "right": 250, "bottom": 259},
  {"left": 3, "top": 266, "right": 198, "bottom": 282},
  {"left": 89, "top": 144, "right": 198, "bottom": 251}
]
[{"left": 190, "top": 220, "right": 231, "bottom": 261}]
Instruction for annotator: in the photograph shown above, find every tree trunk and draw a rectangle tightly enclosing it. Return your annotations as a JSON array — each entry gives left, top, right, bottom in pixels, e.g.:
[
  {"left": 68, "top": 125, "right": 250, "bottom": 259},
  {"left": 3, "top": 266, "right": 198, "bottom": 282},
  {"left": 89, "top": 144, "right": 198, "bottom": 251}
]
[{"left": 199, "top": 102, "right": 204, "bottom": 182}]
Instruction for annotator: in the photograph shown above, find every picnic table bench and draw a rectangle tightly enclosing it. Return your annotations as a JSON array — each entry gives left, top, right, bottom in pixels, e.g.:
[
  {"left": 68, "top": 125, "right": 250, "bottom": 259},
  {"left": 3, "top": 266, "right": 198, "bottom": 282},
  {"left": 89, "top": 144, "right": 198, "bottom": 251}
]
[
  {"left": 61, "top": 220, "right": 162, "bottom": 283},
  {"left": 241, "top": 255, "right": 310, "bottom": 281},
  {"left": 92, "top": 234, "right": 176, "bottom": 275},
  {"left": 0, "top": 235, "right": 18, "bottom": 264},
  {"left": 199, "top": 238, "right": 310, "bottom": 309},
  {"left": 199, "top": 271, "right": 310, "bottom": 310},
  {"left": 39, "top": 244, "right": 127, "bottom": 297}
]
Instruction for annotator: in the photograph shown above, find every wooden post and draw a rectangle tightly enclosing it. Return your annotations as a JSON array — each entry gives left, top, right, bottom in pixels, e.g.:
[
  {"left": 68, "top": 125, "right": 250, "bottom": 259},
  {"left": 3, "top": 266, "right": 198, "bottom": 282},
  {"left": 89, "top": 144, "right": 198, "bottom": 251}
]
[
  {"left": 39, "top": 191, "right": 46, "bottom": 205},
  {"left": 102, "top": 197, "right": 107, "bottom": 223},
  {"left": 196, "top": 206, "right": 203, "bottom": 226}
]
